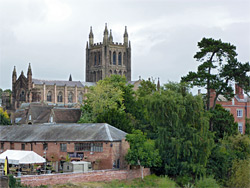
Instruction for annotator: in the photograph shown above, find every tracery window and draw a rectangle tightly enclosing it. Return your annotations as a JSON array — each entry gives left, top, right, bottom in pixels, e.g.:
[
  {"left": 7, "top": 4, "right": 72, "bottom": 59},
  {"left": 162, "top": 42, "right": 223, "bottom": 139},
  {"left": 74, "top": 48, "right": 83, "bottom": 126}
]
[
  {"left": 20, "top": 90, "right": 26, "bottom": 101},
  {"left": 57, "top": 92, "right": 63, "bottom": 102},
  {"left": 113, "top": 52, "right": 116, "bottom": 65},
  {"left": 118, "top": 52, "right": 122, "bottom": 65},
  {"left": 47, "top": 91, "right": 52, "bottom": 102},
  {"left": 78, "top": 92, "right": 83, "bottom": 103},
  {"left": 68, "top": 92, "right": 73, "bottom": 103}
]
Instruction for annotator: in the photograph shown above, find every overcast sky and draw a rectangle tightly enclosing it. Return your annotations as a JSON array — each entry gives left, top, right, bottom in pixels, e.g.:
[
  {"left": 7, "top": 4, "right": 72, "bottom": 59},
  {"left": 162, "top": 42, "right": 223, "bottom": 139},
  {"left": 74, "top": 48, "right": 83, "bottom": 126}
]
[{"left": 0, "top": 0, "right": 249, "bottom": 90}]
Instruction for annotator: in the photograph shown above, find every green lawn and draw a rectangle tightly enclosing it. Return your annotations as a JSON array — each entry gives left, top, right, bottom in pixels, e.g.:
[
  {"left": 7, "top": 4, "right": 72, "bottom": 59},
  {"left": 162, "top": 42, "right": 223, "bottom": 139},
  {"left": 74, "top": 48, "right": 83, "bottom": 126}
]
[{"left": 50, "top": 175, "right": 177, "bottom": 188}]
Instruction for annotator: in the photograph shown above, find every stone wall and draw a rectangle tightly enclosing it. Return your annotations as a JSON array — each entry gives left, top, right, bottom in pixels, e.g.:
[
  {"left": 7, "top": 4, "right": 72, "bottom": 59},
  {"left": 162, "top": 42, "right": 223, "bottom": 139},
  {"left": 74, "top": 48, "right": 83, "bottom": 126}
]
[{"left": 20, "top": 168, "right": 150, "bottom": 187}]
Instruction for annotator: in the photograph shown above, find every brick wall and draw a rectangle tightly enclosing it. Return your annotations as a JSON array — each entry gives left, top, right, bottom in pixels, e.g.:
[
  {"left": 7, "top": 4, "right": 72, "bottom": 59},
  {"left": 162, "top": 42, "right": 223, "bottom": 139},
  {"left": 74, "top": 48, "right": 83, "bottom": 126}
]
[
  {"left": 20, "top": 168, "right": 150, "bottom": 187},
  {"left": 1, "top": 139, "right": 129, "bottom": 170}
]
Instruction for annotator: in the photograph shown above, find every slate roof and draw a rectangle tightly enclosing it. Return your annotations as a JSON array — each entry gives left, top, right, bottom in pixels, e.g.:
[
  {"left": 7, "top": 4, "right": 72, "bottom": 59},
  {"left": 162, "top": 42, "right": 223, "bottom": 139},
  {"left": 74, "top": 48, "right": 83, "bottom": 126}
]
[
  {"left": 32, "top": 79, "right": 85, "bottom": 87},
  {"left": 53, "top": 108, "right": 81, "bottom": 123},
  {"left": 0, "top": 123, "right": 127, "bottom": 142}
]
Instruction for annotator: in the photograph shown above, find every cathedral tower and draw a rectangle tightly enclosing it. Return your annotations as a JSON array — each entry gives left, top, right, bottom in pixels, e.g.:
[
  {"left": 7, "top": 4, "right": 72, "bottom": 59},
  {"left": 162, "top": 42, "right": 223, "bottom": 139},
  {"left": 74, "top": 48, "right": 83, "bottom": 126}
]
[{"left": 86, "top": 24, "right": 131, "bottom": 82}]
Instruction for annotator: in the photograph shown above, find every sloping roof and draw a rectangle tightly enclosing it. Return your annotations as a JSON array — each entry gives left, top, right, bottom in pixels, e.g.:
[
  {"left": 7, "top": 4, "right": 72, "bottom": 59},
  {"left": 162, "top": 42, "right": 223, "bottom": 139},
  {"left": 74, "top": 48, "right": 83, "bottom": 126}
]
[
  {"left": 0, "top": 123, "right": 127, "bottom": 142},
  {"left": 0, "top": 150, "right": 45, "bottom": 164},
  {"left": 32, "top": 78, "right": 85, "bottom": 87},
  {"left": 53, "top": 108, "right": 81, "bottom": 123},
  {"left": 30, "top": 105, "right": 52, "bottom": 124}
]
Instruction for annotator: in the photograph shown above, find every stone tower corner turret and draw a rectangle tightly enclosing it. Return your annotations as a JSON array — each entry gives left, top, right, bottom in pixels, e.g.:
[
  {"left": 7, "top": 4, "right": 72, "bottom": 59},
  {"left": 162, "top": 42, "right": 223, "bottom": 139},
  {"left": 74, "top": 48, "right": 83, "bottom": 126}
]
[{"left": 89, "top": 26, "right": 94, "bottom": 46}]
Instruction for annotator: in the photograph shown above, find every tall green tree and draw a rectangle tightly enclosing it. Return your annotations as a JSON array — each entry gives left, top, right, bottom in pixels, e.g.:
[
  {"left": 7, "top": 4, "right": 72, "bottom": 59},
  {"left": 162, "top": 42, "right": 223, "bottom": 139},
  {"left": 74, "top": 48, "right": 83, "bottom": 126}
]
[
  {"left": 210, "top": 104, "right": 238, "bottom": 142},
  {"left": 146, "top": 83, "right": 214, "bottom": 179},
  {"left": 182, "top": 38, "right": 250, "bottom": 110},
  {"left": 78, "top": 75, "right": 136, "bottom": 133},
  {"left": 125, "top": 129, "right": 161, "bottom": 179}
]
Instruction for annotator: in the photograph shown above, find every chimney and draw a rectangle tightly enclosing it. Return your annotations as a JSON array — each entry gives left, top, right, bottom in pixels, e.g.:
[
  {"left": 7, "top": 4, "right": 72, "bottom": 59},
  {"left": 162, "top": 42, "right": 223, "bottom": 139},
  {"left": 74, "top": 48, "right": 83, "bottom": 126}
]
[{"left": 235, "top": 84, "right": 244, "bottom": 99}]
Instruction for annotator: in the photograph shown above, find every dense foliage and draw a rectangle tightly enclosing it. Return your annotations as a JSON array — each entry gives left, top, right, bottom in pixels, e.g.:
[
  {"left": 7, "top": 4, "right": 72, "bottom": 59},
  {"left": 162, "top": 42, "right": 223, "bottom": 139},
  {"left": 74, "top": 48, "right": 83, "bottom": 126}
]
[{"left": 78, "top": 38, "right": 250, "bottom": 187}]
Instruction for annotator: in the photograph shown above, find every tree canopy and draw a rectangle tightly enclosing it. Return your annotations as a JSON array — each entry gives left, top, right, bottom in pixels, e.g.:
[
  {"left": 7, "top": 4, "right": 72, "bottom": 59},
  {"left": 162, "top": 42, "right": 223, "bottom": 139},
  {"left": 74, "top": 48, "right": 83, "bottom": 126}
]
[
  {"left": 182, "top": 37, "right": 250, "bottom": 110},
  {"left": 0, "top": 107, "right": 11, "bottom": 125}
]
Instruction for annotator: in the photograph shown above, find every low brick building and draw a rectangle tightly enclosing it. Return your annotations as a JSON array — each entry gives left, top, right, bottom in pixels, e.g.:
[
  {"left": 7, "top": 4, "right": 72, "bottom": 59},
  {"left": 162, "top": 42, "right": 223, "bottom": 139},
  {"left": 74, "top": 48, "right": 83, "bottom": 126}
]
[
  {"left": 0, "top": 123, "right": 129, "bottom": 171},
  {"left": 210, "top": 84, "right": 250, "bottom": 134}
]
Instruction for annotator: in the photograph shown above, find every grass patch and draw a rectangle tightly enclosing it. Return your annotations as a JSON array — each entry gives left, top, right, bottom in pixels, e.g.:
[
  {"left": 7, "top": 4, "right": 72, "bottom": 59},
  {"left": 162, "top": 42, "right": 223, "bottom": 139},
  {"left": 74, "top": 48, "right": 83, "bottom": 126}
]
[{"left": 50, "top": 174, "right": 177, "bottom": 188}]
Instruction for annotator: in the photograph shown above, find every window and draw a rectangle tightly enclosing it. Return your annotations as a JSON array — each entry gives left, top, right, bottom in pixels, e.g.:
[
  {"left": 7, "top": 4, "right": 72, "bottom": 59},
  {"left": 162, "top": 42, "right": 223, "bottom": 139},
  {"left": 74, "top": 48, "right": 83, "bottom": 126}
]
[
  {"left": 238, "top": 123, "right": 243, "bottom": 134},
  {"left": 60, "top": 143, "right": 67, "bottom": 152},
  {"left": 68, "top": 92, "right": 73, "bottom": 103},
  {"left": 94, "top": 54, "right": 97, "bottom": 65},
  {"left": 237, "top": 109, "right": 243, "bottom": 117},
  {"left": 113, "top": 52, "right": 116, "bottom": 65},
  {"left": 20, "top": 90, "right": 26, "bottom": 101},
  {"left": 29, "top": 114, "right": 32, "bottom": 121},
  {"left": 1, "top": 143, "right": 4, "bottom": 150},
  {"left": 47, "top": 91, "right": 52, "bottom": 102},
  {"left": 75, "top": 143, "right": 91, "bottom": 151},
  {"left": 118, "top": 52, "right": 122, "bottom": 65},
  {"left": 57, "top": 92, "right": 63, "bottom": 102},
  {"left": 91, "top": 143, "right": 103, "bottom": 152},
  {"left": 21, "top": 143, "right": 25, "bottom": 150},
  {"left": 78, "top": 93, "right": 83, "bottom": 103},
  {"left": 75, "top": 143, "right": 103, "bottom": 152},
  {"left": 98, "top": 53, "right": 101, "bottom": 65},
  {"left": 43, "top": 143, "right": 48, "bottom": 150}
]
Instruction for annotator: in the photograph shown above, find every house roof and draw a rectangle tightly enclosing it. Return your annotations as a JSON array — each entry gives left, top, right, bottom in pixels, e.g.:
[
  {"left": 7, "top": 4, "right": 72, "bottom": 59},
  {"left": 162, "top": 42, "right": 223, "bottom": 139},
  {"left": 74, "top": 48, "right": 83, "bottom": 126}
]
[
  {"left": 53, "top": 108, "right": 81, "bottom": 123},
  {"left": 13, "top": 103, "right": 81, "bottom": 124},
  {"left": 0, "top": 123, "right": 127, "bottom": 142}
]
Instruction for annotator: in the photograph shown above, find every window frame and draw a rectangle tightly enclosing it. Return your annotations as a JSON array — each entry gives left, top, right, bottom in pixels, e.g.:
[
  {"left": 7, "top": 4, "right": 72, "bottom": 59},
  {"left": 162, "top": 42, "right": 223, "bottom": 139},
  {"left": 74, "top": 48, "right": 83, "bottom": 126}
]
[
  {"left": 237, "top": 109, "right": 243, "bottom": 117},
  {"left": 238, "top": 122, "right": 243, "bottom": 134},
  {"left": 60, "top": 143, "right": 67, "bottom": 152}
]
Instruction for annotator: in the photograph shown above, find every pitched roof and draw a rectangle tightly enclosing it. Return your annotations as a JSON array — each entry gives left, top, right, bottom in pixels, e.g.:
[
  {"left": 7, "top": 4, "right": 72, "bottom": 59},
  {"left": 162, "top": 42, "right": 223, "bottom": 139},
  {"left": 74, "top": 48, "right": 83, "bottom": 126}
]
[
  {"left": 0, "top": 123, "right": 127, "bottom": 142},
  {"left": 53, "top": 108, "right": 81, "bottom": 123},
  {"left": 32, "top": 78, "right": 85, "bottom": 87}
]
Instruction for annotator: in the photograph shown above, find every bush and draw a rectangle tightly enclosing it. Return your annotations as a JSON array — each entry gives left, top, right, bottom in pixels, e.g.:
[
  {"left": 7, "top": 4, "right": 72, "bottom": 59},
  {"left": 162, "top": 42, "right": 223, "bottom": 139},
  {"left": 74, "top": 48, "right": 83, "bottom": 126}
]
[{"left": 195, "top": 177, "right": 220, "bottom": 188}]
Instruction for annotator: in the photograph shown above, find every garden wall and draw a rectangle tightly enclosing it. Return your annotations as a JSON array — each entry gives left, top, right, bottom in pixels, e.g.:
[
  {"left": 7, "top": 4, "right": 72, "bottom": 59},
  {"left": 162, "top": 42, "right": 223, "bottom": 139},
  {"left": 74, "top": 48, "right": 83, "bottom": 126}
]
[{"left": 20, "top": 168, "right": 150, "bottom": 187}]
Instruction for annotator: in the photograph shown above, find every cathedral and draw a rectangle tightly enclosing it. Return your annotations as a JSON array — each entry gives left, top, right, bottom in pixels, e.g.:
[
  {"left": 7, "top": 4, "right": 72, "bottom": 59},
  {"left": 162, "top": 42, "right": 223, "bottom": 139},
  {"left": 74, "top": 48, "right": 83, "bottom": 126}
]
[{"left": 10, "top": 24, "right": 132, "bottom": 110}]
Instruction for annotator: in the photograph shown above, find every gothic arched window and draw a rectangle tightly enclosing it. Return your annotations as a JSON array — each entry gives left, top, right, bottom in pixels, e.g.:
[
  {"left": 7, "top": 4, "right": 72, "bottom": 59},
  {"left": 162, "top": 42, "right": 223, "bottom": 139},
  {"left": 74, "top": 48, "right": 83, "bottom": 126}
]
[
  {"left": 47, "top": 91, "right": 52, "bottom": 102},
  {"left": 94, "top": 54, "right": 97, "bottom": 65},
  {"left": 118, "top": 52, "right": 122, "bottom": 65},
  {"left": 68, "top": 92, "right": 73, "bottom": 103},
  {"left": 78, "top": 92, "right": 83, "bottom": 103},
  {"left": 109, "top": 51, "right": 112, "bottom": 64},
  {"left": 57, "top": 91, "right": 63, "bottom": 102},
  {"left": 113, "top": 52, "right": 116, "bottom": 65},
  {"left": 98, "top": 53, "right": 101, "bottom": 65},
  {"left": 19, "top": 90, "right": 26, "bottom": 101}
]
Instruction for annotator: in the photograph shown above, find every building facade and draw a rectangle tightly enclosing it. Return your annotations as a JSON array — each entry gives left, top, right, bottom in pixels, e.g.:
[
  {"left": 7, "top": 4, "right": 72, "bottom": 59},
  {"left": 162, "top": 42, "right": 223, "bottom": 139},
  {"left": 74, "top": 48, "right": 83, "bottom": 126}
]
[
  {"left": 11, "top": 64, "right": 94, "bottom": 110},
  {"left": 210, "top": 84, "right": 250, "bottom": 134},
  {"left": 86, "top": 24, "right": 131, "bottom": 82},
  {"left": 0, "top": 123, "right": 129, "bottom": 170}
]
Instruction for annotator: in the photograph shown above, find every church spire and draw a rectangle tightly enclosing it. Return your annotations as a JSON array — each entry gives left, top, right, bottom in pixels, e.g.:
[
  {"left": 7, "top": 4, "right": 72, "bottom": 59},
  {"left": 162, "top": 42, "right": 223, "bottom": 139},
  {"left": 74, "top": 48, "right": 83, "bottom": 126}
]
[
  {"left": 12, "top": 66, "right": 17, "bottom": 83},
  {"left": 109, "top": 29, "right": 113, "bottom": 43},
  {"left": 27, "top": 63, "right": 32, "bottom": 76},
  {"left": 124, "top": 26, "right": 128, "bottom": 47},
  {"left": 89, "top": 26, "right": 94, "bottom": 46},
  {"left": 103, "top": 23, "right": 109, "bottom": 45},
  {"left": 69, "top": 74, "right": 72, "bottom": 81}
]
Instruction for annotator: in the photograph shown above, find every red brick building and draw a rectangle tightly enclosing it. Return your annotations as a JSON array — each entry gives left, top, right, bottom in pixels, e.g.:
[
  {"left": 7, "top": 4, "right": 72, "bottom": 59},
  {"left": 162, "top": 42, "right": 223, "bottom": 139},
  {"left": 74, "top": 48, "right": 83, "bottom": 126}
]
[
  {"left": 0, "top": 123, "right": 129, "bottom": 171},
  {"left": 210, "top": 84, "right": 250, "bottom": 134}
]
